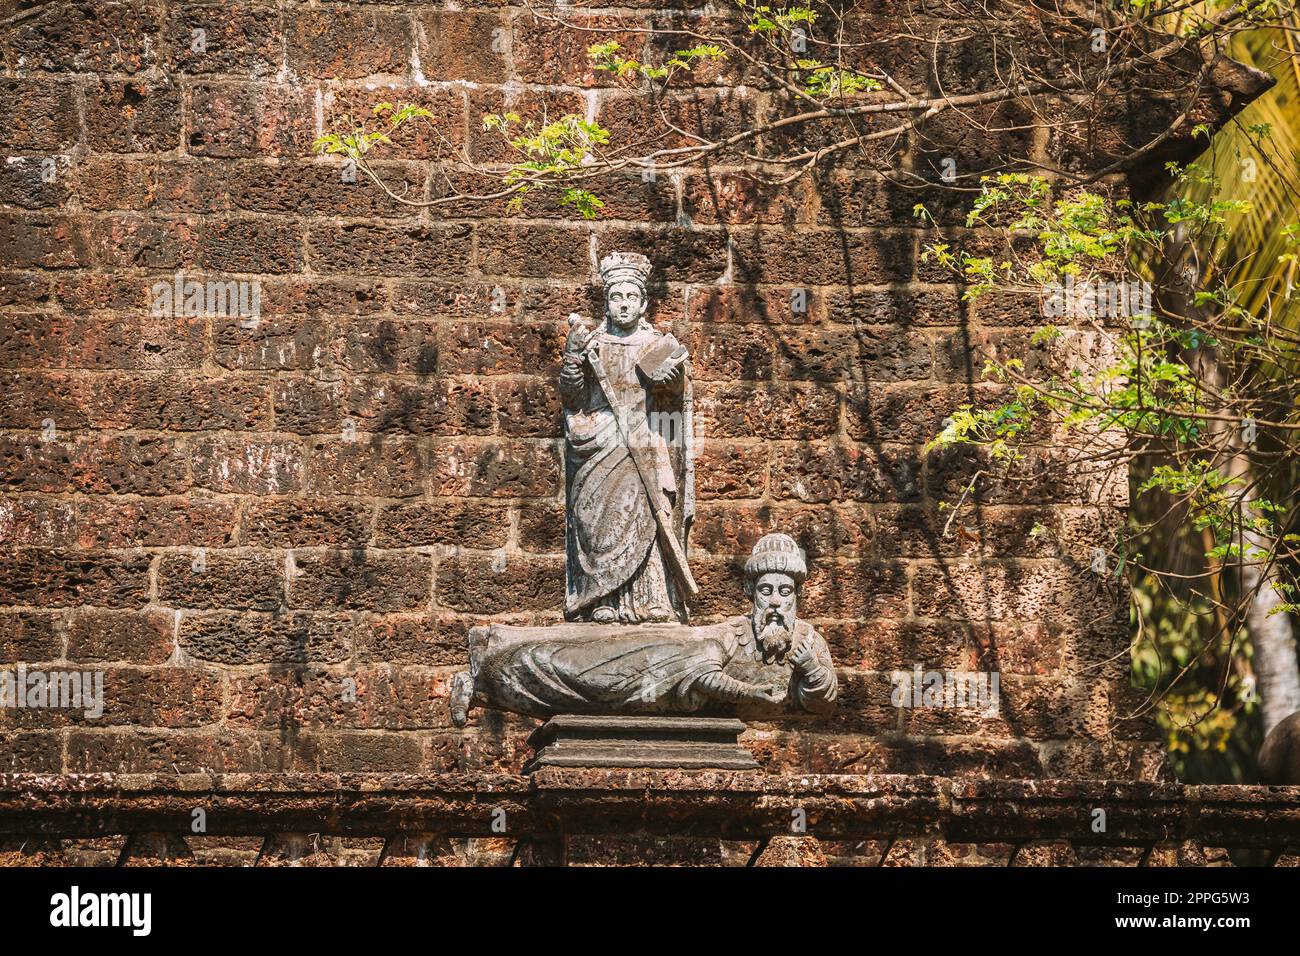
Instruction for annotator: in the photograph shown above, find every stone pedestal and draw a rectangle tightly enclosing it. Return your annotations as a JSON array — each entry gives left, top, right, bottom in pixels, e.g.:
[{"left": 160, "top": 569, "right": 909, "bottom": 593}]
[{"left": 525, "top": 715, "right": 759, "bottom": 771}]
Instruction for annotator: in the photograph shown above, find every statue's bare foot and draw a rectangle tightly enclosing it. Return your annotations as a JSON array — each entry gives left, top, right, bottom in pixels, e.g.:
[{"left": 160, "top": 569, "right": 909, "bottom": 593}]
[
  {"left": 450, "top": 671, "right": 473, "bottom": 727},
  {"left": 642, "top": 606, "right": 673, "bottom": 623},
  {"left": 592, "top": 606, "right": 617, "bottom": 624}
]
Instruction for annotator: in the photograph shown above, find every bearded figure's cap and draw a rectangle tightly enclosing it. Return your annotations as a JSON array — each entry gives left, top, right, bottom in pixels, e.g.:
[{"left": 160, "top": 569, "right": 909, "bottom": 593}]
[
  {"left": 599, "top": 251, "right": 652, "bottom": 290},
  {"left": 745, "top": 532, "right": 807, "bottom": 585}
]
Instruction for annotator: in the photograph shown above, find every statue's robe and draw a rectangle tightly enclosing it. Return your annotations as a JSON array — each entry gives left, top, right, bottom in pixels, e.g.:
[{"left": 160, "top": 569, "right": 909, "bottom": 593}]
[
  {"left": 465, "top": 618, "right": 837, "bottom": 719},
  {"left": 560, "top": 322, "right": 693, "bottom": 622}
]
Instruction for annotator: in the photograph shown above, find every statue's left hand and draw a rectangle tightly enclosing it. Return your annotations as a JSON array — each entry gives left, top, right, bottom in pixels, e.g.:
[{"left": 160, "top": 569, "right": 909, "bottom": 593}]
[
  {"left": 649, "top": 359, "right": 685, "bottom": 388},
  {"left": 790, "top": 637, "right": 816, "bottom": 672}
]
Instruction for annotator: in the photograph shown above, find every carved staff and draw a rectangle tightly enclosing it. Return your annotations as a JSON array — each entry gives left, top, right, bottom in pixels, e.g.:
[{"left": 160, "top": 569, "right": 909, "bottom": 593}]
[{"left": 568, "top": 314, "right": 700, "bottom": 602}]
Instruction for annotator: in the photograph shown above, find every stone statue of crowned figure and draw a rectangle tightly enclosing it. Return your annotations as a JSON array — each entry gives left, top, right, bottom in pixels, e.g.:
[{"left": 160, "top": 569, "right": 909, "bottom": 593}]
[
  {"left": 560, "top": 250, "right": 696, "bottom": 625},
  {"left": 448, "top": 251, "right": 837, "bottom": 763}
]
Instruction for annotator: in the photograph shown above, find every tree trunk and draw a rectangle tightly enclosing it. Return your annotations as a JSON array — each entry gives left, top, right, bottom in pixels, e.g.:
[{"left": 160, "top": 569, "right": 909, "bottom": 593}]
[
  {"left": 1235, "top": 484, "right": 1300, "bottom": 736},
  {"left": 1159, "top": 229, "right": 1300, "bottom": 737}
]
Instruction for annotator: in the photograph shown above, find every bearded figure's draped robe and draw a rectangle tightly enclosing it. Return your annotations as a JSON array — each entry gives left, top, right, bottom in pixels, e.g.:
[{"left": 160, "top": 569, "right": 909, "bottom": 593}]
[
  {"left": 465, "top": 617, "right": 838, "bottom": 718},
  {"left": 560, "top": 323, "right": 694, "bottom": 622}
]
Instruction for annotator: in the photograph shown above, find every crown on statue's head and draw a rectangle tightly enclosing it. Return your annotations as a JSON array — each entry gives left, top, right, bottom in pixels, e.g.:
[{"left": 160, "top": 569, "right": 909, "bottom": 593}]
[{"left": 599, "top": 251, "right": 653, "bottom": 289}]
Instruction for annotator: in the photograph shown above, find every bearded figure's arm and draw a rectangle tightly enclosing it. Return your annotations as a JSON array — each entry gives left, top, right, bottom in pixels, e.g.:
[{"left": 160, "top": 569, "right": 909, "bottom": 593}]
[
  {"left": 695, "top": 668, "right": 779, "bottom": 705},
  {"left": 792, "top": 635, "right": 838, "bottom": 716}
]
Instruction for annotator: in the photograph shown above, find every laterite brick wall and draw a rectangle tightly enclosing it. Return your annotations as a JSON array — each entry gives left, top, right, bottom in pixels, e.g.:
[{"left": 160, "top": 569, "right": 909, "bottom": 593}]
[{"left": 0, "top": 1, "right": 1184, "bottom": 779}]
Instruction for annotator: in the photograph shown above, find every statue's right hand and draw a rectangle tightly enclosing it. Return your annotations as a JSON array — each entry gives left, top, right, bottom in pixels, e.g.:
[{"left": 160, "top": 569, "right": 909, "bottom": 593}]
[{"left": 565, "top": 313, "right": 591, "bottom": 354}]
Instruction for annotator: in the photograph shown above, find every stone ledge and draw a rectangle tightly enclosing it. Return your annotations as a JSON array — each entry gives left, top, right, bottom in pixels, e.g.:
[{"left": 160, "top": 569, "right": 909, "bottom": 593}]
[{"left": 0, "top": 772, "right": 1297, "bottom": 848}]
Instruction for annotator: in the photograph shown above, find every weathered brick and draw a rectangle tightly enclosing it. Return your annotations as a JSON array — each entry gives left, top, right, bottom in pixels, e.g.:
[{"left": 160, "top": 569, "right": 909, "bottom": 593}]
[
  {"left": 437, "top": 322, "right": 565, "bottom": 377},
  {"left": 595, "top": 227, "right": 728, "bottom": 284},
  {"left": 691, "top": 503, "right": 874, "bottom": 559},
  {"left": 165, "top": 4, "right": 283, "bottom": 76},
  {"left": 0, "top": 550, "right": 151, "bottom": 608},
  {"left": 696, "top": 381, "right": 839, "bottom": 440},
  {"left": 0, "top": 434, "right": 192, "bottom": 496},
  {"left": 687, "top": 285, "right": 822, "bottom": 325},
  {"left": 477, "top": 224, "right": 591, "bottom": 280},
  {"left": 0, "top": 611, "right": 62, "bottom": 662},
  {"left": 732, "top": 229, "right": 916, "bottom": 285},
  {"left": 309, "top": 223, "right": 473, "bottom": 278},
  {"left": 683, "top": 172, "right": 816, "bottom": 226},
  {"left": 243, "top": 499, "right": 371, "bottom": 548},
  {"left": 0, "top": 497, "right": 78, "bottom": 549},
  {"left": 289, "top": 551, "right": 431, "bottom": 611},
  {"left": 331, "top": 378, "right": 496, "bottom": 437},
  {"left": 0, "top": 79, "right": 79, "bottom": 151},
  {"left": 512, "top": 12, "right": 648, "bottom": 86},
  {"left": 872, "top": 503, "right": 1063, "bottom": 560},
  {"left": 159, "top": 551, "right": 284, "bottom": 611},
  {"left": 354, "top": 613, "right": 469, "bottom": 667},
  {"left": 0, "top": 732, "right": 63, "bottom": 772},
  {"left": 230, "top": 161, "right": 424, "bottom": 218},
  {"left": 2, "top": 1, "right": 160, "bottom": 74},
  {"left": 74, "top": 156, "right": 155, "bottom": 211},
  {"left": 808, "top": 734, "right": 1042, "bottom": 777},
  {"left": 430, "top": 440, "right": 561, "bottom": 498},
  {"left": 67, "top": 609, "right": 174, "bottom": 664},
  {"left": 188, "top": 83, "right": 317, "bottom": 158},
  {"left": 910, "top": 561, "right": 1116, "bottom": 624},
  {"left": 74, "top": 497, "right": 239, "bottom": 549},
  {"left": 374, "top": 501, "right": 509, "bottom": 549},
  {"left": 693, "top": 441, "right": 767, "bottom": 500},
  {"left": 260, "top": 278, "right": 388, "bottom": 317},
  {"left": 288, "top": 9, "right": 411, "bottom": 78},
  {"left": 686, "top": 326, "right": 776, "bottom": 381},
  {"left": 85, "top": 79, "right": 182, "bottom": 152},
  {"left": 201, "top": 218, "right": 303, "bottom": 274},
  {"left": 54, "top": 272, "right": 153, "bottom": 314},
  {"left": 493, "top": 378, "right": 560, "bottom": 438},
  {"left": 517, "top": 502, "right": 564, "bottom": 553},
  {"left": 802, "top": 560, "right": 910, "bottom": 620},
  {"left": 214, "top": 317, "right": 331, "bottom": 371},
  {"left": 437, "top": 554, "right": 565, "bottom": 615},
  {"left": 0, "top": 272, "right": 53, "bottom": 309},
  {"left": 327, "top": 87, "right": 467, "bottom": 161},
  {"left": 846, "top": 383, "right": 1005, "bottom": 443},
  {"left": 86, "top": 215, "right": 199, "bottom": 269},
  {"left": 226, "top": 666, "right": 448, "bottom": 730},
  {"left": 0, "top": 215, "right": 91, "bottom": 269},
  {"left": 190, "top": 437, "right": 305, "bottom": 495},
  {"left": 281, "top": 730, "right": 427, "bottom": 772},
  {"left": 179, "top": 612, "right": 353, "bottom": 665},
  {"left": 417, "top": 11, "right": 508, "bottom": 84},
  {"left": 96, "top": 667, "right": 226, "bottom": 728},
  {"left": 0, "top": 156, "right": 73, "bottom": 210},
  {"left": 337, "top": 319, "right": 439, "bottom": 374},
  {"left": 305, "top": 437, "right": 429, "bottom": 497},
  {"left": 65, "top": 728, "right": 267, "bottom": 773},
  {"left": 154, "top": 159, "right": 229, "bottom": 212},
  {"left": 595, "top": 89, "right": 758, "bottom": 160},
  {"left": 771, "top": 442, "right": 922, "bottom": 503}
]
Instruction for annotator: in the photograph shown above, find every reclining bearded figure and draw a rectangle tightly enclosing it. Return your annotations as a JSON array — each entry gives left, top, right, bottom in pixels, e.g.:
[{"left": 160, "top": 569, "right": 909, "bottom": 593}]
[{"left": 450, "top": 532, "right": 837, "bottom": 725}]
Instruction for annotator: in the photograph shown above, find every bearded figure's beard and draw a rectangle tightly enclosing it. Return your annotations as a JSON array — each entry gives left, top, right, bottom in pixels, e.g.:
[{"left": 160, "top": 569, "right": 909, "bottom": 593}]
[{"left": 753, "top": 608, "right": 795, "bottom": 662}]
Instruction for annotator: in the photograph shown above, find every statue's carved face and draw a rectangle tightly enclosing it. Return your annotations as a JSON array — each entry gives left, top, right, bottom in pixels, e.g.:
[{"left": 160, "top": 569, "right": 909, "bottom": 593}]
[
  {"left": 605, "top": 279, "right": 647, "bottom": 332},
  {"left": 750, "top": 571, "right": 798, "bottom": 660}
]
